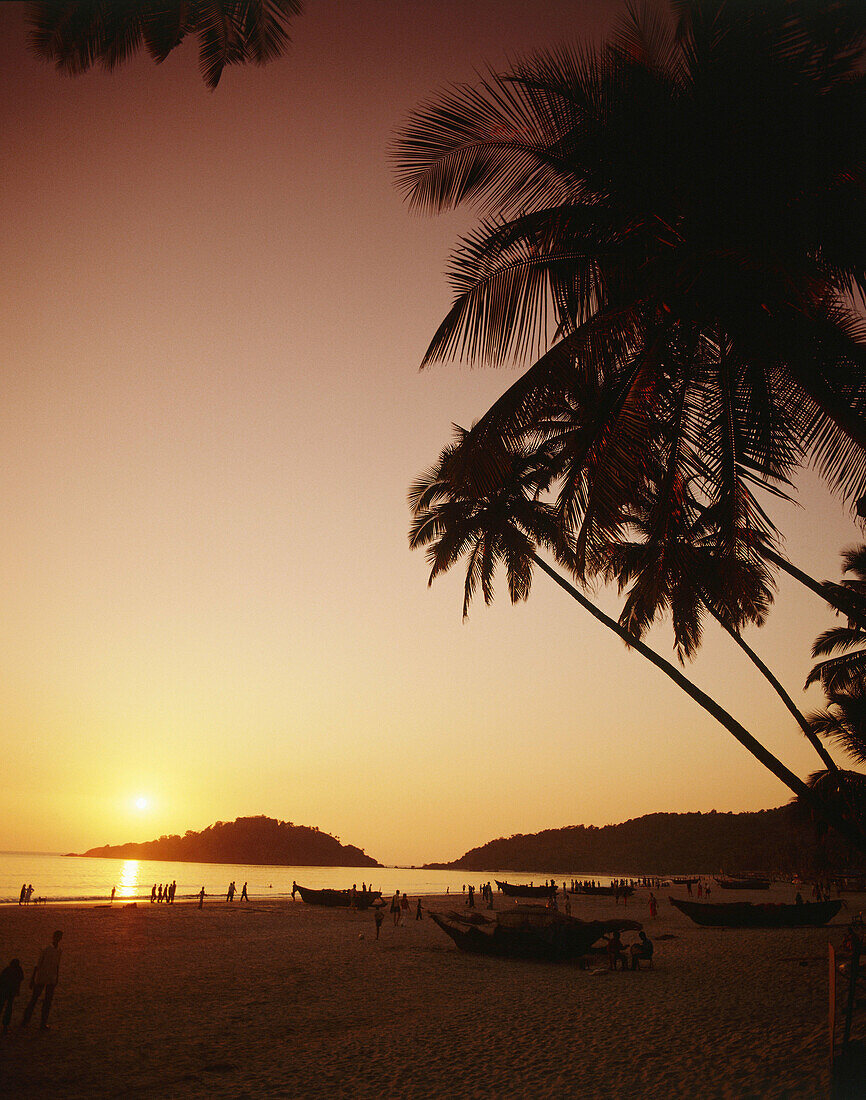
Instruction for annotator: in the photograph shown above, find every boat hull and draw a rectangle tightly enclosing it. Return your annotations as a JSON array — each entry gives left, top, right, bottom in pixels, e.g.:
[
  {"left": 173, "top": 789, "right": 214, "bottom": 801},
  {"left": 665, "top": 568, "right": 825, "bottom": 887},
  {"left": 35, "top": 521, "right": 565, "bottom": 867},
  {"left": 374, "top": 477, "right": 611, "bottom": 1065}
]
[
  {"left": 430, "top": 909, "right": 641, "bottom": 961},
  {"left": 670, "top": 896, "right": 842, "bottom": 928},
  {"left": 715, "top": 877, "right": 771, "bottom": 890},
  {"left": 495, "top": 879, "right": 556, "bottom": 898},
  {"left": 295, "top": 885, "right": 381, "bottom": 909}
]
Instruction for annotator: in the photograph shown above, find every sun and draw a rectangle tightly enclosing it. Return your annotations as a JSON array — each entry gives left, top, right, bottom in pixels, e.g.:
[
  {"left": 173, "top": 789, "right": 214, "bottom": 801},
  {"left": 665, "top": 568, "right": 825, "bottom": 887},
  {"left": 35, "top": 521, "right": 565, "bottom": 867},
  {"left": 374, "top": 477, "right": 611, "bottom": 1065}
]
[{"left": 134, "top": 796, "right": 149, "bottom": 811}]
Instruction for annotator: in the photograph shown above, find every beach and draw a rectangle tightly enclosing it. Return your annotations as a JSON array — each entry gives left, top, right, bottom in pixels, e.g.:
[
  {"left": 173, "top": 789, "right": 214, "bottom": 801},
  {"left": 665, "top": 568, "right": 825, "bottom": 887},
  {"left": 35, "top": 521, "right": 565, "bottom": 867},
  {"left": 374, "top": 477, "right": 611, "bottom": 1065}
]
[{"left": 0, "top": 888, "right": 855, "bottom": 1098}]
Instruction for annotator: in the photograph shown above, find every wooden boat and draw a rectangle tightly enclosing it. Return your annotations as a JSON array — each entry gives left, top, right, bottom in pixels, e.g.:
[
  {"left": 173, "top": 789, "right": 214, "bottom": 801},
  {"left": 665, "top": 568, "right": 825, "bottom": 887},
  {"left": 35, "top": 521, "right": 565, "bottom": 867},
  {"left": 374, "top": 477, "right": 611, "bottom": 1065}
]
[
  {"left": 495, "top": 879, "right": 556, "bottom": 898},
  {"left": 671, "top": 877, "right": 700, "bottom": 886},
  {"left": 714, "top": 876, "right": 771, "bottom": 890},
  {"left": 670, "top": 896, "right": 842, "bottom": 928},
  {"left": 429, "top": 906, "right": 642, "bottom": 961},
  {"left": 572, "top": 884, "right": 634, "bottom": 897},
  {"left": 294, "top": 885, "right": 381, "bottom": 910}
]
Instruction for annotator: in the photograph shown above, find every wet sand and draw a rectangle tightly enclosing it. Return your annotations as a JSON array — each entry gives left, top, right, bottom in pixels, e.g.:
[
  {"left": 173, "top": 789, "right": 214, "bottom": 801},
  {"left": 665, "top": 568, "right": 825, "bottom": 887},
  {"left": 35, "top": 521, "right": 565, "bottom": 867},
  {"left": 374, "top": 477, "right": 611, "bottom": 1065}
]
[{"left": 0, "top": 888, "right": 857, "bottom": 1098}]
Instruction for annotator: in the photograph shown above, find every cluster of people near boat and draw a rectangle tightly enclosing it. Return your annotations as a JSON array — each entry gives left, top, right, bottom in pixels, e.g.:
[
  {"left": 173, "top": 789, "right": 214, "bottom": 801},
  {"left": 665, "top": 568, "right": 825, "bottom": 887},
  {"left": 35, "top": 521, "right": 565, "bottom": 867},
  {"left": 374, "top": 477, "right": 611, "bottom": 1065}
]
[{"left": 605, "top": 929, "right": 654, "bottom": 971}]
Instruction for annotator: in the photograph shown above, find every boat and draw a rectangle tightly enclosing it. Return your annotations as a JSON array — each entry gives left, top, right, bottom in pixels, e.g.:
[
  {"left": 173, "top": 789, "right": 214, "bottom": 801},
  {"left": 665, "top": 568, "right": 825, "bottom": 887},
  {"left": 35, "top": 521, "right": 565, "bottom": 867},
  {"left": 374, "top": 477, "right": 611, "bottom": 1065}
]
[
  {"left": 714, "top": 876, "right": 771, "bottom": 890},
  {"left": 670, "top": 896, "right": 842, "bottom": 928},
  {"left": 294, "top": 885, "right": 381, "bottom": 909},
  {"left": 429, "top": 906, "right": 642, "bottom": 961},
  {"left": 572, "top": 884, "right": 634, "bottom": 898},
  {"left": 671, "top": 877, "right": 700, "bottom": 886},
  {"left": 495, "top": 879, "right": 556, "bottom": 898}
]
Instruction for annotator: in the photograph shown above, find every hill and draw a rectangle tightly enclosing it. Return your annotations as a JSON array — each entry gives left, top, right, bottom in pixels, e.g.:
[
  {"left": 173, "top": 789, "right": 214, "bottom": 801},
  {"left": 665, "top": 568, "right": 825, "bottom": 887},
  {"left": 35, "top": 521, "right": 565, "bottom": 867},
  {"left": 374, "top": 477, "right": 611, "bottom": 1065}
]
[
  {"left": 77, "top": 815, "right": 381, "bottom": 868},
  {"left": 424, "top": 807, "right": 831, "bottom": 876}
]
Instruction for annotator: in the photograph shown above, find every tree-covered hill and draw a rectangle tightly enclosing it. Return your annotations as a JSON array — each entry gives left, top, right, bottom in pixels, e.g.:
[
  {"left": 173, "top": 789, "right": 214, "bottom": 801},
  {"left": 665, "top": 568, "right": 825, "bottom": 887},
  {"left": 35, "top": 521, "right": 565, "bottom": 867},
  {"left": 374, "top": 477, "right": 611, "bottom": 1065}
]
[
  {"left": 424, "top": 808, "right": 834, "bottom": 876},
  {"left": 77, "top": 815, "right": 381, "bottom": 868}
]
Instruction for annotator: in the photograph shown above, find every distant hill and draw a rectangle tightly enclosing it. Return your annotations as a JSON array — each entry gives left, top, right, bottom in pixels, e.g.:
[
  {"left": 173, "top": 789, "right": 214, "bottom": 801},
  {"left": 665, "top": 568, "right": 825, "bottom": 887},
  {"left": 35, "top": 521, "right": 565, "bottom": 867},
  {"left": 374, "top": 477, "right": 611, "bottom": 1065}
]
[
  {"left": 77, "top": 815, "right": 381, "bottom": 868},
  {"left": 424, "top": 807, "right": 832, "bottom": 876}
]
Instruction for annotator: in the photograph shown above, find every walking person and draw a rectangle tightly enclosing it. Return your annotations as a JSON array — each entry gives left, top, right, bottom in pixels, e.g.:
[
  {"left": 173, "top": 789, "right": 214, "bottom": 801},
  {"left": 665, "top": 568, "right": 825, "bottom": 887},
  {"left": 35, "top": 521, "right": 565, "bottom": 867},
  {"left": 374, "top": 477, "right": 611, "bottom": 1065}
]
[
  {"left": 0, "top": 958, "right": 24, "bottom": 1034},
  {"left": 20, "top": 930, "right": 62, "bottom": 1030},
  {"left": 240, "top": 882, "right": 249, "bottom": 902}
]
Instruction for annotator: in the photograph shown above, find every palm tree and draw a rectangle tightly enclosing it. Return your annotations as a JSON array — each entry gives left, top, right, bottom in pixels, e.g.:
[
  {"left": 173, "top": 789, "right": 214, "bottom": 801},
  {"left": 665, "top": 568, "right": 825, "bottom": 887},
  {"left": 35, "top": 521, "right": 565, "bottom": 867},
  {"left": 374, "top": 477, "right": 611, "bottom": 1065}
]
[
  {"left": 28, "top": 0, "right": 302, "bottom": 89},
  {"left": 394, "top": 0, "right": 866, "bottom": 576},
  {"left": 806, "top": 545, "right": 866, "bottom": 691},
  {"left": 593, "top": 482, "right": 839, "bottom": 772},
  {"left": 409, "top": 430, "right": 864, "bottom": 852},
  {"left": 795, "top": 682, "right": 866, "bottom": 846}
]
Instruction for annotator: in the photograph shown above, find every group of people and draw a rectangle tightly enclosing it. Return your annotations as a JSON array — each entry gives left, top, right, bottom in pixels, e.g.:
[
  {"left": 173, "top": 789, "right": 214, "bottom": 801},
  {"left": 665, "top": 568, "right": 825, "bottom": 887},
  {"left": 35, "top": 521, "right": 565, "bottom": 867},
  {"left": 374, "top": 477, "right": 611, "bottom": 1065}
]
[
  {"left": 17, "top": 884, "right": 35, "bottom": 905},
  {"left": 605, "top": 929, "right": 654, "bottom": 971},
  {"left": 382, "top": 891, "right": 422, "bottom": 931},
  {"left": 225, "top": 881, "right": 249, "bottom": 902},
  {"left": 683, "top": 879, "right": 711, "bottom": 898},
  {"left": 0, "top": 930, "right": 63, "bottom": 1034},
  {"left": 150, "top": 881, "right": 177, "bottom": 904}
]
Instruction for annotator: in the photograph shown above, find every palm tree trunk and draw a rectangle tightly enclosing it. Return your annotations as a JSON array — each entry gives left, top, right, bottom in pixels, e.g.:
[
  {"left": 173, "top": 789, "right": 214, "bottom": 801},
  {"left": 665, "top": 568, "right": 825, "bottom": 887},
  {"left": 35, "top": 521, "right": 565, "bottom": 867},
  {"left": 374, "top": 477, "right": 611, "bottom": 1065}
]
[
  {"left": 708, "top": 608, "right": 839, "bottom": 773},
  {"left": 531, "top": 552, "right": 866, "bottom": 854}
]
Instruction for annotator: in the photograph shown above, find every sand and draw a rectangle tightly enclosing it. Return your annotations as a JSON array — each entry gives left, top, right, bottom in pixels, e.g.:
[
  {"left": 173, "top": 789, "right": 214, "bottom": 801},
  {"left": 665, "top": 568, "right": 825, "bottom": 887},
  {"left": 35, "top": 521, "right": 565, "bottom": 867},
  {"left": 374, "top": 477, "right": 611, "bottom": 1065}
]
[{"left": 0, "top": 887, "right": 857, "bottom": 1098}]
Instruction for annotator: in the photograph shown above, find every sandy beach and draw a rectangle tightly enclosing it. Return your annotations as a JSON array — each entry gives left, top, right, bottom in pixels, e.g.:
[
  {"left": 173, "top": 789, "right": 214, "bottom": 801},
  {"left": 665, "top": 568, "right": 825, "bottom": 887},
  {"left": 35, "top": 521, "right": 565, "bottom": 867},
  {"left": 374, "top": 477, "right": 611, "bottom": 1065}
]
[{"left": 0, "top": 887, "right": 857, "bottom": 1098}]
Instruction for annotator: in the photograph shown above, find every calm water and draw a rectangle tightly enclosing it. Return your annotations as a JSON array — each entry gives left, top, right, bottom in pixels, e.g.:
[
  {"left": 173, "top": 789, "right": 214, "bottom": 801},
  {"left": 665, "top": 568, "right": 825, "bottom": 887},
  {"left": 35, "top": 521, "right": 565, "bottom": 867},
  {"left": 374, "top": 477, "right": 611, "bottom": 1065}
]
[{"left": 0, "top": 851, "right": 624, "bottom": 905}]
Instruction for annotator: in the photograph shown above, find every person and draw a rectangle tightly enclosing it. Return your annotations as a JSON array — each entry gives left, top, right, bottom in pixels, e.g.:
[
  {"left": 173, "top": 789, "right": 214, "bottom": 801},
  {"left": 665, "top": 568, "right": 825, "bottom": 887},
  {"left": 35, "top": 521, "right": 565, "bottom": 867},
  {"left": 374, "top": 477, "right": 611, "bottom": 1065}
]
[
  {"left": 0, "top": 958, "right": 24, "bottom": 1034},
  {"left": 227, "top": 882, "right": 235, "bottom": 902},
  {"left": 18, "top": 884, "right": 26, "bottom": 906},
  {"left": 374, "top": 908, "right": 384, "bottom": 940},
  {"left": 170, "top": 881, "right": 176, "bottom": 904},
  {"left": 20, "top": 930, "right": 62, "bottom": 1030},
  {"left": 415, "top": 897, "right": 423, "bottom": 921},
  {"left": 630, "top": 931, "right": 654, "bottom": 970},
  {"left": 157, "top": 884, "right": 163, "bottom": 903},
  {"left": 400, "top": 892, "right": 410, "bottom": 918},
  {"left": 648, "top": 892, "right": 658, "bottom": 918},
  {"left": 564, "top": 894, "right": 572, "bottom": 917},
  {"left": 150, "top": 884, "right": 156, "bottom": 903},
  {"left": 110, "top": 886, "right": 116, "bottom": 904},
  {"left": 390, "top": 890, "right": 401, "bottom": 927},
  {"left": 198, "top": 886, "right": 205, "bottom": 909},
  {"left": 606, "top": 930, "right": 628, "bottom": 971},
  {"left": 292, "top": 880, "right": 298, "bottom": 900},
  {"left": 240, "top": 882, "right": 248, "bottom": 902}
]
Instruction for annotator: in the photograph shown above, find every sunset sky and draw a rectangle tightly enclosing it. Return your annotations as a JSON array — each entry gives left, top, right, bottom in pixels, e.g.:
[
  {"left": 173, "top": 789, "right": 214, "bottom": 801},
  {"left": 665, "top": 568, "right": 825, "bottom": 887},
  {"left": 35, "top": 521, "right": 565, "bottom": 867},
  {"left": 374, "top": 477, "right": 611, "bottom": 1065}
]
[{"left": 0, "top": 0, "right": 861, "bottom": 867}]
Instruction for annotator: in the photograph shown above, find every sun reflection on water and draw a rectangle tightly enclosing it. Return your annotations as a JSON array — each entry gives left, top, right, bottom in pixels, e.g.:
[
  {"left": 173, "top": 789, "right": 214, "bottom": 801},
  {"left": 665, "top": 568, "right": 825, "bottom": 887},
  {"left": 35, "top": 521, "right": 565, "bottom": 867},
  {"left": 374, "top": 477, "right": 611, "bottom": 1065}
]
[{"left": 118, "top": 860, "right": 140, "bottom": 899}]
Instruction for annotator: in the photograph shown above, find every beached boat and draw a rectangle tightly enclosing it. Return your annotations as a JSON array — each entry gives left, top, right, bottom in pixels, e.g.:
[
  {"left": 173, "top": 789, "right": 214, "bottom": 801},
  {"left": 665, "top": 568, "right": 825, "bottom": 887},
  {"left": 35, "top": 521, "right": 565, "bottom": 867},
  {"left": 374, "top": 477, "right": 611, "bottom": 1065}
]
[
  {"left": 294, "top": 885, "right": 381, "bottom": 909},
  {"left": 670, "top": 896, "right": 842, "bottom": 928},
  {"left": 714, "top": 876, "right": 771, "bottom": 890},
  {"left": 671, "top": 877, "right": 700, "bottom": 886},
  {"left": 495, "top": 879, "right": 556, "bottom": 898},
  {"left": 429, "top": 906, "right": 642, "bottom": 961},
  {"left": 572, "top": 884, "right": 634, "bottom": 898}
]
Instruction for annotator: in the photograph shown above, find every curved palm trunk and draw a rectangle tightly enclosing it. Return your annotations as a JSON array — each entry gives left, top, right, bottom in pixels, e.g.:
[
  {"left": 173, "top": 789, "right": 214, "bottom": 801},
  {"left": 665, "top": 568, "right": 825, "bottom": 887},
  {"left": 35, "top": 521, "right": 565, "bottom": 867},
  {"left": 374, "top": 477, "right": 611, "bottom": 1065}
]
[
  {"left": 531, "top": 552, "right": 866, "bottom": 854},
  {"left": 708, "top": 609, "right": 839, "bottom": 773}
]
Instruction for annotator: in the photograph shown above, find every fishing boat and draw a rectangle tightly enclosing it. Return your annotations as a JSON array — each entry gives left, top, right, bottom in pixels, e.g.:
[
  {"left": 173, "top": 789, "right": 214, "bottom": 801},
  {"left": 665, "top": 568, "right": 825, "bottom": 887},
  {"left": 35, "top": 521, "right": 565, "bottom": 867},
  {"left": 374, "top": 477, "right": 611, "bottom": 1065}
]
[
  {"left": 429, "top": 906, "right": 642, "bottom": 961},
  {"left": 714, "top": 876, "right": 771, "bottom": 890},
  {"left": 671, "top": 877, "right": 700, "bottom": 886},
  {"left": 670, "top": 896, "right": 842, "bottom": 928},
  {"left": 495, "top": 879, "right": 556, "bottom": 898},
  {"left": 294, "top": 885, "right": 381, "bottom": 909},
  {"left": 573, "top": 884, "right": 634, "bottom": 898}
]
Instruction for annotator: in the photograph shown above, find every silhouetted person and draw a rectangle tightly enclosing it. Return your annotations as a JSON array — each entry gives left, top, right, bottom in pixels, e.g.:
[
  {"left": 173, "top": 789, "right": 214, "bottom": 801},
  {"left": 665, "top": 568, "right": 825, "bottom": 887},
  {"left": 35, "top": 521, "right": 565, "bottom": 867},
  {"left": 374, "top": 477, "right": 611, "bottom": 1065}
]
[
  {"left": 227, "top": 881, "right": 235, "bottom": 902},
  {"left": 26, "top": 885, "right": 33, "bottom": 904},
  {"left": 110, "top": 887, "right": 116, "bottom": 904},
  {"left": 150, "top": 884, "right": 156, "bottom": 903},
  {"left": 157, "top": 884, "right": 163, "bottom": 903},
  {"left": 0, "top": 958, "right": 24, "bottom": 1033},
  {"left": 390, "top": 890, "right": 401, "bottom": 926},
  {"left": 21, "top": 930, "right": 62, "bottom": 1030},
  {"left": 198, "top": 887, "right": 205, "bottom": 909},
  {"left": 374, "top": 909, "right": 384, "bottom": 939},
  {"left": 292, "top": 881, "right": 298, "bottom": 900},
  {"left": 416, "top": 898, "right": 423, "bottom": 920},
  {"left": 240, "top": 882, "right": 248, "bottom": 902},
  {"left": 18, "top": 884, "right": 26, "bottom": 906}
]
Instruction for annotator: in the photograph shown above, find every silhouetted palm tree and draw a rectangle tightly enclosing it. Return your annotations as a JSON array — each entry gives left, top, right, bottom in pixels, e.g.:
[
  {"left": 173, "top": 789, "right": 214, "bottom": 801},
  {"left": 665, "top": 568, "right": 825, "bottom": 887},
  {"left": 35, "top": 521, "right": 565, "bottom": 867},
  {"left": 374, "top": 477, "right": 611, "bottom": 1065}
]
[
  {"left": 409, "top": 430, "right": 863, "bottom": 850},
  {"left": 806, "top": 545, "right": 866, "bottom": 691},
  {"left": 795, "top": 682, "right": 866, "bottom": 846},
  {"left": 28, "top": 0, "right": 302, "bottom": 88},
  {"left": 394, "top": 0, "right": 866, "bottom": 572}
]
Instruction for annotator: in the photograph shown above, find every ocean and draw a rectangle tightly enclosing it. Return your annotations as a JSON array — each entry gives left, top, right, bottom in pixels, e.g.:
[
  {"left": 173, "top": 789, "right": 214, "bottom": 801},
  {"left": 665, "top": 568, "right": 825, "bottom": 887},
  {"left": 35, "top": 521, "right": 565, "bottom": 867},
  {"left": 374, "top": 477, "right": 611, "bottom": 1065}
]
[{"left": 0, "top": 851, "right": 623, "bottom": 905}]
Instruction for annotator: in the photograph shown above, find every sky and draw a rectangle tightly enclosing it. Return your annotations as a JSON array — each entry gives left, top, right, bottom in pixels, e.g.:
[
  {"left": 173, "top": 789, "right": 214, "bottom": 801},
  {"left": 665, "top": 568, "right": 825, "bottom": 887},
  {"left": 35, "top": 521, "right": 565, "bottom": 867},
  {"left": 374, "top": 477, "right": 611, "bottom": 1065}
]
[{"left": 0, "top": 1, "right": 862, "bottom": 866}]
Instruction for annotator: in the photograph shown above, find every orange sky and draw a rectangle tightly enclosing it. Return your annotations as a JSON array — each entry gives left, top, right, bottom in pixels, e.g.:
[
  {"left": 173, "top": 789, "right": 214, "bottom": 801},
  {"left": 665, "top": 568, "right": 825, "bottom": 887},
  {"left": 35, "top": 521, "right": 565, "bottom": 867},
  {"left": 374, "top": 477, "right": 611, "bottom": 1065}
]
[{"left": 0, "top": 1, "right": 861, "bottom": 866}]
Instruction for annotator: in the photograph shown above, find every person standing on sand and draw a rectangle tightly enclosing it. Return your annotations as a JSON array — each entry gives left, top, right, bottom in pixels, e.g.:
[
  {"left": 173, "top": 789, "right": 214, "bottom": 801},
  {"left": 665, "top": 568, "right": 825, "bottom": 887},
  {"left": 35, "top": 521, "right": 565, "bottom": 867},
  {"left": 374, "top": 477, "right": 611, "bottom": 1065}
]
[
  {"left": 150, "top": 884, "right": 156, "bottom": 903},
  {"left": 110, "top": 887, "right": 116, "bottom": 904},
  {"left": 0, "top": 958, "right": 24, "bottom": 1034},
  {"left": 198, "top": 886, "right": 205, "bottom": 909},
  {"left": 415, "top": 898, "right": 423, "bottom": 920},
  {"left": 374, "top": 908, "right": 384, "bottom": 939},
  {"left": 20, "top": 930, "right": 62, "bottom": 1030},
  {"left": 18, "top": 884, "right": 26, "bottom": 906},
  {"left": 240, "top": 882, "right": 248, "bottom": 902},
  {"left": 390, "top": 891, "right": 401, "bottom": 926}
]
